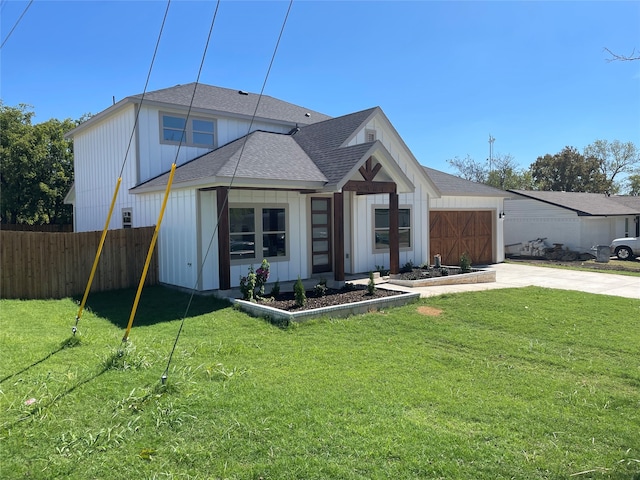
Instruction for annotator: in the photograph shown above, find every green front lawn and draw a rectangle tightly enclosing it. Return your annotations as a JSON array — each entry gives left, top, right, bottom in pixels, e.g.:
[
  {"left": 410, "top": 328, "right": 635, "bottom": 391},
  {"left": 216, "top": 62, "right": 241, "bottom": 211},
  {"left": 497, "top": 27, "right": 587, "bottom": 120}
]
[{"left": 1, "top": 286, "right": 639, "bottom": 479}]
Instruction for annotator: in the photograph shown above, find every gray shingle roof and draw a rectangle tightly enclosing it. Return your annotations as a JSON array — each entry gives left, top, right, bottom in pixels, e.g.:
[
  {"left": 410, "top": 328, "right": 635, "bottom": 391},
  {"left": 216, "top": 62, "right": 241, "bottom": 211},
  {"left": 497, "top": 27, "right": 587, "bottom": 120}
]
[
  {"left": 131, "top": 105, "right": 418, "bottom": 194},
  {"left": 423, "top": 167, "right": 510, "bottom": 197},
  {"left": 292, "top": 108, "right": 378, "bottom": 185},
  {"left": 131, "top": 83, "right": 332, "bottom": 125},
  {"left": 509, "top": 190, "right": 640, "bottom": 216},
  {"left": 132, "top": 131, "right": 327, "bottom": 191}
]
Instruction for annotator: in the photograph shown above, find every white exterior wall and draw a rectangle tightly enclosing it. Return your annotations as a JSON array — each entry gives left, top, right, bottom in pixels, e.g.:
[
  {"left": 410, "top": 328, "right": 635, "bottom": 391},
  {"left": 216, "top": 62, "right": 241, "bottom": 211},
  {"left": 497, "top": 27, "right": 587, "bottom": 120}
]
[
  {"left": 197, "top": 189, "right": 309, "bottom": 290},
  {"left": 73, "top": 106, "right": 140, "bottom": 232},
  {"left": 504, "top": 198, "right": 637, "bottom": 253},
  {"left": 136, "top": 106, "right": 291, "bottom": 183},
  {"left": 346, "top": 115, "right": 434, "bottom": 273},
  {"left": 430, "top": 195, "right": 505, "bottom": 263}
]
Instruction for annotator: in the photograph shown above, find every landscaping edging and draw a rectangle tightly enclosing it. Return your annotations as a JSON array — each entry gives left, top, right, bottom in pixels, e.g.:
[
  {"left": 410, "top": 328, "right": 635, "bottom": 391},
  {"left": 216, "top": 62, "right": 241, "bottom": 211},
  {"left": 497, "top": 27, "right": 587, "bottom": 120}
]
[
  {"left": 388, "top": 267, "right": 496, "bottom": 287},
  {"left": 233, "top": 289, "right": 420, "bottom": 323}
]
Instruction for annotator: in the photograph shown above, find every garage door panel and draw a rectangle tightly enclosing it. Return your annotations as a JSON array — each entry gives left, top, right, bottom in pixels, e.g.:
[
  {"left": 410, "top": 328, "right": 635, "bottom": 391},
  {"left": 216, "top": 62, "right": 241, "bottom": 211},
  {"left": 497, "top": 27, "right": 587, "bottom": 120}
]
[{"left": 430, "top": 211, "right": 493, "bottom": 265}]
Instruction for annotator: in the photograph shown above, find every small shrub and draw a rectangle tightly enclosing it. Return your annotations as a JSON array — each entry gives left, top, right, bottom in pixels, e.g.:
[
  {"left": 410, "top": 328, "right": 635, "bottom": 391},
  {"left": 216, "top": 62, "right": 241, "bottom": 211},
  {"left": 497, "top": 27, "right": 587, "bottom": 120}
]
[
  {"left": 375, "top": 265, "right": 390, "bottom": 276},
  {"left": 240, "top": 259, "right": 270, "bottom": 301},
  {"left": 239, "top": 266, "right": 257, "bottom": 301},
  {"left": 367, "top": 271, "right": 376, "bottom": 295},
  {"left": 460, "top": 252, "right": 471, "bottom": 273},
  {"left": 399, "top": 260, "right": 414, "bottom": 274},
  {"left": 294, "top": 276, "right": 306, "bottom": 307},
  {"left": 270, "top": 279, "right": 280, "bottom": 298},
  {"left": 341, "top": 282, "right": 357, "bottom": 292},
  {"left": 314, "top": 282, "right": 328, "bottom": 297},
  {"left": 440, "top": 267, "right": 449, "bottom": 276}
]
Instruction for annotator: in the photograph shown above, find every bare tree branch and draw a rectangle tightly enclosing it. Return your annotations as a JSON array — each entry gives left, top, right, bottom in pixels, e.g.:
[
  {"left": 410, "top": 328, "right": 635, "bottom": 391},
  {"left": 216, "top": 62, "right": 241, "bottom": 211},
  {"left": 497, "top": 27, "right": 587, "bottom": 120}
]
[{"left": 604, "top": 47, "right": 640, "bottom": 62}]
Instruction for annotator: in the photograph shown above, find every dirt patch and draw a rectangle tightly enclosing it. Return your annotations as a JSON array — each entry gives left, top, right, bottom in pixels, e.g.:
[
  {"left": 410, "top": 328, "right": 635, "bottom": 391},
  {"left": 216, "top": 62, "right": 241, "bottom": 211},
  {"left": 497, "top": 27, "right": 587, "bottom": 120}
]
[{"left": 417, "top": 306, "right": 443, "bottom": 316}]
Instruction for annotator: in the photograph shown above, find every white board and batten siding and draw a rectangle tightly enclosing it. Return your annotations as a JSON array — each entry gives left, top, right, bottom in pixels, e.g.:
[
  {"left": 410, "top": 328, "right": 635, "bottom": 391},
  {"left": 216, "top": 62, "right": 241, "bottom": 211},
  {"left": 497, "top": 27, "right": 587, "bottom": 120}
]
[
  {"left": 197, "top": 189, "right": 309, "bottom": 291},
  {"left": 346, "top": 114, "right": 434, "bottom": 273},
  {"left": 73, "top": 105, "right": 140, "bottom": 232},
  {"left": 136, "top": 106, "right": 291, "bottom": 184},
  {"left": 503, "top": 198, "right": 618, "bottom": 253}
]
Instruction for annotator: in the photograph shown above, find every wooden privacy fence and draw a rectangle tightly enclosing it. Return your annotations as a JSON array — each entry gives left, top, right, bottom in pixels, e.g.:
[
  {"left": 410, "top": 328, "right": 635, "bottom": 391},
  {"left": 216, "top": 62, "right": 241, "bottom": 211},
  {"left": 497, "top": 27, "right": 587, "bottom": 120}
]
[{"left": 1, "top": 227, "right": 158, "bottom": 299}]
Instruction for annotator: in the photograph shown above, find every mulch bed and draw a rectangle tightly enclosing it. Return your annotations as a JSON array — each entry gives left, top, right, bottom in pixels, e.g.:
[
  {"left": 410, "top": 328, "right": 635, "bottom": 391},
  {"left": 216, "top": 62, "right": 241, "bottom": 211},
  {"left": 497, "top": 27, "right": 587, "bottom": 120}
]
[
  {"left": 507, "top": 257, "right": 640, "bottom": 273},
  {"left": 256, "top": 285, "right": 402, "bottom": 312}
]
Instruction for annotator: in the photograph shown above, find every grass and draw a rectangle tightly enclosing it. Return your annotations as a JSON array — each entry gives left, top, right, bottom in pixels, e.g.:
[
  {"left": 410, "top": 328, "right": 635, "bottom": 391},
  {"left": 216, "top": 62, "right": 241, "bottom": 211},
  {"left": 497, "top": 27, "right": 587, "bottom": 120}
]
[{"left": 1, "top": 285, "right": 639, "bottom": 479}]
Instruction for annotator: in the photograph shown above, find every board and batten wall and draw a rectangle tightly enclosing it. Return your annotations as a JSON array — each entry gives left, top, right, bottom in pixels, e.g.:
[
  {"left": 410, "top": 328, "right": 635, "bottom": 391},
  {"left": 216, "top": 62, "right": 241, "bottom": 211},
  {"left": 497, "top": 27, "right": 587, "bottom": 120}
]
[
  {"left": 346, "top": 114, "right": 434, "bottom": 274},
  {"left": 503, "top": 198, "right": 629, "bottom": 253}
]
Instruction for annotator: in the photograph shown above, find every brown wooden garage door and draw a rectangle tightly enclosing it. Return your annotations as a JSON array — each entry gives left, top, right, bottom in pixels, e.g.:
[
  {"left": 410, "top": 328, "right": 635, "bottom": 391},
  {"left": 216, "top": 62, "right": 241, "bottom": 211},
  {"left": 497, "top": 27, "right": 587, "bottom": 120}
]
[{"left": 430, "top": 211, "right": 493, "bottom": 265}]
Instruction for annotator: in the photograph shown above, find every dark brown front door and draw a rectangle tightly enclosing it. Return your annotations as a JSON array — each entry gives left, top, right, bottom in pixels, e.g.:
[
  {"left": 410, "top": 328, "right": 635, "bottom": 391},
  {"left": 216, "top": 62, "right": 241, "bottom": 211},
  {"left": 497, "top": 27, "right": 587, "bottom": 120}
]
[{"left": 311, "top": 198, "right": 332, "bottom": 273}]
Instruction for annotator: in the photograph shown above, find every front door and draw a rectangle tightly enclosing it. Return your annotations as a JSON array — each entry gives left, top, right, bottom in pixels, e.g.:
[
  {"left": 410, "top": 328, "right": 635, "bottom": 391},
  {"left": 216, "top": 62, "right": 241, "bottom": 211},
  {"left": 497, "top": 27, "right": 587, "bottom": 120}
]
[{"left": 311, "top": 197, "right": 332, "bottom": 273}]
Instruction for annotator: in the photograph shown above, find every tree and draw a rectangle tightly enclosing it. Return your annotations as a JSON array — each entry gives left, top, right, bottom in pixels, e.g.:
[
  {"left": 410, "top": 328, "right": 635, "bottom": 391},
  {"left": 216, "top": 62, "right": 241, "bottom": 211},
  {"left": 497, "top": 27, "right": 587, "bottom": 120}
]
[
  {"left": 530, "top": 146, "right": 610, "bottom": 193},
  {"left": 583, "top": 139, "right": 639, "bottom": 193},
  {"left": 626, "top": 174, "right": 640, "bottom": 196},
  {"left": 447, "top": 154, "right": 487, "bottom": 183},
  {"left": 447, "top": 153, "right": 531, "bottom": 190},
  {"left": 604, "top": 47, "right": 640, "bottom": 62},
  {"left": 0, "top": 103, "right": 76, "bottom": 224}
]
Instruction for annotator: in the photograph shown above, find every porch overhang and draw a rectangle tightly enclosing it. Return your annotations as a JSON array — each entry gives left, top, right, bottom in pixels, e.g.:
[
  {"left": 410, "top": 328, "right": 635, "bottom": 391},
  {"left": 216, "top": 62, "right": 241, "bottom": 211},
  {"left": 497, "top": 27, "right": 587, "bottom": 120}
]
[{"left": 329, "top": 141, "right": 414, "bottom": 194}]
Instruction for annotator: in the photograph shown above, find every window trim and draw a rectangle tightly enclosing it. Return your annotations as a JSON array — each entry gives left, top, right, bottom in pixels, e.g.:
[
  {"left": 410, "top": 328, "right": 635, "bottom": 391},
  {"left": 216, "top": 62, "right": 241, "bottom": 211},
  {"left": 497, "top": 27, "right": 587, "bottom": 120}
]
[
  {"left": 159, "top": 112, "right": 216, "bottom": 148},
  {"left": 372, "top": 205, "right": 412, "bottom": 253},
  {"left": 229, "top": 204, "right": 289, "bottom": 265}
]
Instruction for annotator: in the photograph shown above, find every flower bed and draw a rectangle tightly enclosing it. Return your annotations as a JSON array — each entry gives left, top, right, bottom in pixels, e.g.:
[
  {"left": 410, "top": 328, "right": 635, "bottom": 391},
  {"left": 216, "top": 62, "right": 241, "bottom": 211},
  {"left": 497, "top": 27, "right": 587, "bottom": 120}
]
[
  {"left": 389, "top": 266, "right": 496, "bottom": 287},
  {"left": 234, "top": 285, "right": 420, "bottom": 324}
]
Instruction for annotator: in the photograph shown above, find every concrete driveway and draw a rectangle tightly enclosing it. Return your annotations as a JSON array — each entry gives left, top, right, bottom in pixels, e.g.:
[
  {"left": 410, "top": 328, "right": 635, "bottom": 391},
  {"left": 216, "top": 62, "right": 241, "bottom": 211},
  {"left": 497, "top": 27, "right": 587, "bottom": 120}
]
[{"left": 377, "top": 263, "right": 640, "bottom": 299}]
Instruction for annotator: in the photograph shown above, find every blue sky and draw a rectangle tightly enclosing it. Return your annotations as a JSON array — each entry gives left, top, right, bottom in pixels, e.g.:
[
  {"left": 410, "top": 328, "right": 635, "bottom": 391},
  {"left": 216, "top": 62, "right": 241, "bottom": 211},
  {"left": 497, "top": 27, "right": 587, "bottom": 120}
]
[{"left": 1, "top": 0, "right": 639, "bottom": 174}]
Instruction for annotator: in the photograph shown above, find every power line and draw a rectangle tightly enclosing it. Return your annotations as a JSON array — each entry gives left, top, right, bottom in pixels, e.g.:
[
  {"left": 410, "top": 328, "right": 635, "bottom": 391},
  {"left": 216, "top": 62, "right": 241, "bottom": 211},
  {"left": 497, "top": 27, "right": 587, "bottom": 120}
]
[
  {"left": 1, "top": 0, "right": 33, "bottom": 49},
  {"left": 161, "top": 0, "right": 295, "bottom": 385}
]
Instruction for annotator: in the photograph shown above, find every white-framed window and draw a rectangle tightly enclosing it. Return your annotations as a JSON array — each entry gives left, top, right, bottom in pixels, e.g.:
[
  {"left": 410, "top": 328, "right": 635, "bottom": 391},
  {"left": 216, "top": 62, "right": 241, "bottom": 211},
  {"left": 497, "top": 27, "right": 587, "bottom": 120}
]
[
  {"left": 229, "top": 205, "right": 288, "bottom": 262},
  {"left": 122, "top": 208, "right": 132, "bottom": 229},
  {"left": 366, "top": 129, "right": 377, "bottom": 142},
  {"left": 373, "top": 207, "right": 411, "bottom": 251},
  {"left": 160, "top": 113, "right": 215, "bottom": 147}
]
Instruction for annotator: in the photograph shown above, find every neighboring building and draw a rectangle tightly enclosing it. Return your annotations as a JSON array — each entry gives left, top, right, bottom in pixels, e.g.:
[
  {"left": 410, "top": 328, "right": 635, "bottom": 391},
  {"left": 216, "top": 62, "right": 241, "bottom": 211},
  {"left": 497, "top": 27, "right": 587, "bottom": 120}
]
[
  {"left": 423, "top": 167, "right": 509, "bottom": 265},
  {"left": 504, "top": 190, "right": 640, "bottom": 253},
  {"left": 66, "top": 83, "right": 445, "bottom": 291}
]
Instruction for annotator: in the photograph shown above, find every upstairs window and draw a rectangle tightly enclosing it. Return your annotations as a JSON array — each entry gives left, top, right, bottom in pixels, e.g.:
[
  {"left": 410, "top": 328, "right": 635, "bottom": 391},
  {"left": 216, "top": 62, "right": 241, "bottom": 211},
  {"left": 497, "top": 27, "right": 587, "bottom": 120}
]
[{"left": 161, "top": 113, "right": 215, "bottom": 147}]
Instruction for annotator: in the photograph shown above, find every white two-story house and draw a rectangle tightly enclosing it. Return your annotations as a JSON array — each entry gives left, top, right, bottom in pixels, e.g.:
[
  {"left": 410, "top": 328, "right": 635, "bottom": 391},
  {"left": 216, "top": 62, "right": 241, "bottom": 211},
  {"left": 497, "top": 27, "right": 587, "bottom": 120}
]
[{"left": 66, "top": 83, "right": 505, "bottom": 292}]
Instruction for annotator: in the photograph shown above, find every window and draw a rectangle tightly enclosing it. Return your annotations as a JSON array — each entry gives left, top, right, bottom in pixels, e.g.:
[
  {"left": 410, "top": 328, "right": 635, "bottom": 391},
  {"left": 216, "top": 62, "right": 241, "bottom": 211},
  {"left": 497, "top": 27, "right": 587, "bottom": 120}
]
[
  {"left": 161, "top": 113, "right": 215, "bottom": 147},
  {"left": 229, "top": 206, "right": 287, "bottom": 261},
  {"left": 374, "top": 207, "right": 411, "bottom": 250},
  {"left": 122, "top": 208, "right": 132, "bottom": 229}
]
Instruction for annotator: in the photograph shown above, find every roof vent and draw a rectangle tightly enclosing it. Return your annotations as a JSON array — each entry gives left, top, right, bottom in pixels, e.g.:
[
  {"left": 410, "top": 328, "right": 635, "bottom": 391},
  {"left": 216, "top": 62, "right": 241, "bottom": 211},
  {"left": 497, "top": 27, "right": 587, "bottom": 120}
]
[
  {"left": 238, "top": 90, "right": 249, "bottom": 95},
  {"left": 304, "top": 112, "right": 310, "bottom": 117}
]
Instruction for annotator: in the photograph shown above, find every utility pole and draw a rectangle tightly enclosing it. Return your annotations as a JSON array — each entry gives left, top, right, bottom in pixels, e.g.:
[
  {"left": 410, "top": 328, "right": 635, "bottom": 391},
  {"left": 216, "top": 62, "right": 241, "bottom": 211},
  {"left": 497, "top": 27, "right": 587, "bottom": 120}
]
[{"left": 488, "top": 135, "right": 495, "bottom": 172}]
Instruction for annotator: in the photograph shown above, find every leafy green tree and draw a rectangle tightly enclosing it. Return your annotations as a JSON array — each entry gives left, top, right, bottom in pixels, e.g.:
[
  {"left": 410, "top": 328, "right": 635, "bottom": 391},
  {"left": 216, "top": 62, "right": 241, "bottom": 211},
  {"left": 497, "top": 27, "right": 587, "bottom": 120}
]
[
  {"left": 626, "top": 174, "right": 640, "bottom": 196},
  {"left": 530, "top": 146, "right": 610, "bottom": 193},
  {"left": 584, "top": 139, "right": 639, "bottom": 193},
  {"left": 0, "top": 103, "right": 76, "bottom": 224}
]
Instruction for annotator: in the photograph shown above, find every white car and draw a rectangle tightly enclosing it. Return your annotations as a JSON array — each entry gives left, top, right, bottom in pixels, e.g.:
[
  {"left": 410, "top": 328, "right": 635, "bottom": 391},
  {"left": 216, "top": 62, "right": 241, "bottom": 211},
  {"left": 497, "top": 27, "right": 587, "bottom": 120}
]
[{"left": 609, "top": 237, "right": 640, "bottom": 260}]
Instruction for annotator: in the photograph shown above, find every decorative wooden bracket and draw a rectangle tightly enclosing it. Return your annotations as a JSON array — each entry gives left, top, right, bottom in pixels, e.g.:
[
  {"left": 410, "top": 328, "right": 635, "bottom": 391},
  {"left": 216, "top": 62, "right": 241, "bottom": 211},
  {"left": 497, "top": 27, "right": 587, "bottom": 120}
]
[{"left": 358, "top": 157, "right": 382, "bottom": 182}]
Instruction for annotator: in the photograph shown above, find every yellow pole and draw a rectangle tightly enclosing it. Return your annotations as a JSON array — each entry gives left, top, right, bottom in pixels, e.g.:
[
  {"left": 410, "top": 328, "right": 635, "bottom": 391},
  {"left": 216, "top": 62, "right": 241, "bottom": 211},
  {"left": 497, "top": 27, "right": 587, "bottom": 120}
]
[
  {"left": 73, "top": 177, "right": 122, "bottom": 334},
  {"left": 122, "top": 163, "right": 176, "bottom": 342}
]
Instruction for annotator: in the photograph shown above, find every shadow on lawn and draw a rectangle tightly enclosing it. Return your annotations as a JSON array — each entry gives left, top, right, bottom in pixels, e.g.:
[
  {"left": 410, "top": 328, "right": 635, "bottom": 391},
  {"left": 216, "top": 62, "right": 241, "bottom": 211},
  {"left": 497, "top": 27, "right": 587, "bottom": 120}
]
[{"left": 75, "top": 285, "right": 230, "bottom": 329}]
